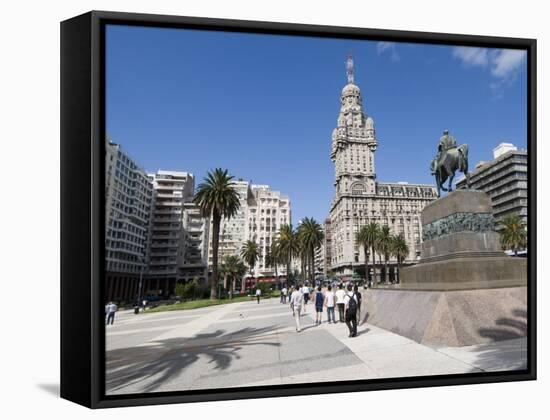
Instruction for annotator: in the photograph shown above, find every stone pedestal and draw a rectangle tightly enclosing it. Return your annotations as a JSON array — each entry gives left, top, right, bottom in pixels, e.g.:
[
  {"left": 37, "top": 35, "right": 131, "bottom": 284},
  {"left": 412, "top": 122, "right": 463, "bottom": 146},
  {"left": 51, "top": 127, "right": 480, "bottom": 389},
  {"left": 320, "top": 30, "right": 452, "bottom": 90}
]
[
  {"left": 365, "top": 190, "right": 527, "bottom": 347},
  {"left": 401, "top": 190, "right": 526, "bottom": 290}
]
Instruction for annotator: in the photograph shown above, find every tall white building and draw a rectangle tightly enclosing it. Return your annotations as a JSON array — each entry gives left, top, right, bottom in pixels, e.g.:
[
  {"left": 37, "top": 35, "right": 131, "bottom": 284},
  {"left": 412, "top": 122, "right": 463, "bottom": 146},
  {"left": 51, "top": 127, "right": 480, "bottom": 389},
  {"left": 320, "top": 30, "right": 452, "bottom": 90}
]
[
  {"left": 248, "top": 185, "right": 291, "bottom": 278},
  {"left": 180, "top": 202, "right": 210, "bottom": 282},
  {"left": 105, "top": 139, "right": 154, "bottom": 302},
  {"left": 208, "top": 180, "right": 253, "bottom": 268},
  {"left": 208, "top": 181, "right": 292, "bottom": 280},
  {"left": 329, "top": 57, "right": 437, "bottom": 278}
]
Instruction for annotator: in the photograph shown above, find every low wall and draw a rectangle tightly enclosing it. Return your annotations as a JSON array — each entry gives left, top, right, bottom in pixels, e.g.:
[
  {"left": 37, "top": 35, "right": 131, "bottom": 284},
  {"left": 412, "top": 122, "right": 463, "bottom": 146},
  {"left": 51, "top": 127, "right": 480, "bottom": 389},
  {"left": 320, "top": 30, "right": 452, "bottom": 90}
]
[
  {"left": 360, "top": 286, "right": 527, "bottom": 347},
  {"left": 400, "top": 257, "right": 527, "bottom": 290}
]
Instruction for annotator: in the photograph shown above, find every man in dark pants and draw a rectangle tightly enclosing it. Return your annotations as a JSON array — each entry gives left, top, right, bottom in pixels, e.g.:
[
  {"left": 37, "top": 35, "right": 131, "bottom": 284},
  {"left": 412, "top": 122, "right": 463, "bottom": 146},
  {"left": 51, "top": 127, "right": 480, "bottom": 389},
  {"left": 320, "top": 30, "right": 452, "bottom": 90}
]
[
  {"left": 335, "top": 283, "right": 346, "bottom": 323},
  {"left": 344, "top": 285, "right": 358, "bottom": 337},
  {"left": 105, "top": 301, "right": 118, "bottom": 325}
]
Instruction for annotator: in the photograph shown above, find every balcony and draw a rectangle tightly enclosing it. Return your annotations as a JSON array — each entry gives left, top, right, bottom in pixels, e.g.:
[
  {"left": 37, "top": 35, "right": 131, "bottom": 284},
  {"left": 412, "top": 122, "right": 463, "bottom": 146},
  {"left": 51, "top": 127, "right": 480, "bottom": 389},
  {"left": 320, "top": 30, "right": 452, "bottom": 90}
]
[{"left": 151, "top": 233, "right": 180, "bottom": 240}]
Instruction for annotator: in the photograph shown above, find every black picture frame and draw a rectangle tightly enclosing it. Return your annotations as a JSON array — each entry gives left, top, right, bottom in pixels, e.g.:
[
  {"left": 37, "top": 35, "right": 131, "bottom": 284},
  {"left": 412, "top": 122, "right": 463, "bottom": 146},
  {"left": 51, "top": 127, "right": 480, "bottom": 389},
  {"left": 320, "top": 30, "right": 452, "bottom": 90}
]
[{"left": 60, "top": 10, "right": 537, "bottom": 409}]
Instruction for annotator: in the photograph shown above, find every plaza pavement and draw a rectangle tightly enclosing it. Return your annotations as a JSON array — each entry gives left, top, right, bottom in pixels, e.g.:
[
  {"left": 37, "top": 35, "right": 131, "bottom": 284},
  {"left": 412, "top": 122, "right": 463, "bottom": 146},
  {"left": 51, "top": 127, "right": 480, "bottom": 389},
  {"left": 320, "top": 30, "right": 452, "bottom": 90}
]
[{"left": 106, "top": 298, "right": 527, "bottom": 395}]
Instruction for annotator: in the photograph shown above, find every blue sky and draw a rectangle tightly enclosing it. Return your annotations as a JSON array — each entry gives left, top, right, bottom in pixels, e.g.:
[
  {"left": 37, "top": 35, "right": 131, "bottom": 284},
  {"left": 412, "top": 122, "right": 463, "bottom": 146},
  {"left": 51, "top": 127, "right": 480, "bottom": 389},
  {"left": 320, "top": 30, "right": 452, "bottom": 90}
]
[{"left": 106, "top": 25, "right": 527, "bottom": 224}]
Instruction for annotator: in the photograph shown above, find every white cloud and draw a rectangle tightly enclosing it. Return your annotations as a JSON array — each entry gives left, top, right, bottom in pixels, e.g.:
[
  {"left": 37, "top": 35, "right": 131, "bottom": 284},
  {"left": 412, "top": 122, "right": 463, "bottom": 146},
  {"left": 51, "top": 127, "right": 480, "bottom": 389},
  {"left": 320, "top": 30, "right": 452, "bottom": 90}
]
[
  {"left": 452, "top": 47, "right": 489, "bottom": 67},
  {"left": 490, "top": 49, "right": 527, "bottom": 78},
  {"left": 376, "top": 42, "right": 400, "bottom": 61},
  {"left": 452, "top": 46, "right": 526, "bottom": 98}
]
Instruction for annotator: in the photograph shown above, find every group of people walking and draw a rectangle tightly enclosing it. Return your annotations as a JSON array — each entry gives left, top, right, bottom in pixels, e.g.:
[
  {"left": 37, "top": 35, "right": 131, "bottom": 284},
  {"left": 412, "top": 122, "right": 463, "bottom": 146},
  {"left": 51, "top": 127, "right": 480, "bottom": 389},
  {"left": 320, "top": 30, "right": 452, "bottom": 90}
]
[{"left": 282, "top": 283, "right": 362, "bottom": 337}]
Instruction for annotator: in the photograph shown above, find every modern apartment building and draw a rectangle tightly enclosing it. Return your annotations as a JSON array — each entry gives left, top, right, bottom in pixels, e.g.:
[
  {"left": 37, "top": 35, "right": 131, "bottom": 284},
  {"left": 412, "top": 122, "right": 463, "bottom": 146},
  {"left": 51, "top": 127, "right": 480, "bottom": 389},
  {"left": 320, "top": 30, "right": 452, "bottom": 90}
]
[
  {"left": 456, "top": 143, "right": 528, "bottom": 230},
  {"left": 179, "top": 202, "right": 210, "bottom": 282},
  {"left": 105, "top": 139, "right": 154, "bottom": 302},
  {"left": 208, "top": 180, "right": 253, "bottom": 268},
  {"left": 208, "top": 181, "right": 292, "bottom": 280},
  {"left": 248, "top": 185, "right": 291, "bottom": 278},
  {"left": 148, "top": 171, "right": 195, "bottom": 296}
]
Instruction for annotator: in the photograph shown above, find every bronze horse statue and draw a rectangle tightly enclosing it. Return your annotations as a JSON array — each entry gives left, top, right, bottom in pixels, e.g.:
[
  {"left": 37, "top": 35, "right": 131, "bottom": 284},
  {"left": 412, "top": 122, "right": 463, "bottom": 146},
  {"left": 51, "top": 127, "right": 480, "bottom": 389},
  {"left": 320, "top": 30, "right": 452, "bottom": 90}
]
[{"left": 431, "top": 143, "right": 470, "bottom": 197}]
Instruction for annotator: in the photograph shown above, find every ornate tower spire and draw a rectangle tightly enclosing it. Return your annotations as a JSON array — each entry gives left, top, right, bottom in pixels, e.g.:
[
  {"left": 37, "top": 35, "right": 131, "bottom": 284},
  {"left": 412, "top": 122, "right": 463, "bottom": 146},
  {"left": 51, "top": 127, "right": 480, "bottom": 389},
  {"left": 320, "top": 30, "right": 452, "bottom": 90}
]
[
  {"left": 331, "top": 55, "right": 378, "bottom": 199},
  {"left": 346, "top": 54, "right": 354, "bottom": 84}
]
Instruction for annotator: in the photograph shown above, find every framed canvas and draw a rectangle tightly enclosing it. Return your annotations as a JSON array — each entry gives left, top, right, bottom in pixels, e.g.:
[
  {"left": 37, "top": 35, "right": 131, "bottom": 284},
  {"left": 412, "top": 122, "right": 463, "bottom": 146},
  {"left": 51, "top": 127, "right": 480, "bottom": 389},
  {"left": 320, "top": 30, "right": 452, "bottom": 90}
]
[{"left": 60, "top": 10, "right": 536, "bottom": 408}]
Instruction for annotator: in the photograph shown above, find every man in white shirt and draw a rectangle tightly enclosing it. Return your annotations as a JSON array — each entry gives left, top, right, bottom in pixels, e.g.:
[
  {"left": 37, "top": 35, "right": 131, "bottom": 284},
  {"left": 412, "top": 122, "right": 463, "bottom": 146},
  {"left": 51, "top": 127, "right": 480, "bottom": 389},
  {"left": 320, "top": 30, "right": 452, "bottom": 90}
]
[
  {"left": 324, "top": 285, "right": 336, "bottom": 324},
  {"left": 301, "top": 284, "right": 310, "bottom": 313},
  {"left": 290, "top": 284, "right": 304, "bottom": 332},
  {"left": 255, "top": 287, "right": 262, "bottom": 304},
  {"left": 281, "top": 286, "right": 288, "bottom": 304},
  {"left": 344, "top": 285, "right": 358, "bottom": 337},
  {"left": 335, "top": 284, "right": 346, "bottom": 323},
  {"left": 106, "top": 302, "right": 117, "bottom": 325}
]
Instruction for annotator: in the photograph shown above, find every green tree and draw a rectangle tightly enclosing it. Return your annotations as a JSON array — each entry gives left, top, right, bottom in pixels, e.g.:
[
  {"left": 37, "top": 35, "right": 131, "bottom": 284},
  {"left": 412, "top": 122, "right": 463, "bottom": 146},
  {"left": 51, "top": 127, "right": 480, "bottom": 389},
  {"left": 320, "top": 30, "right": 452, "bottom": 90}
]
[
  {"left": 194, "top": 168, "right": 241, "bottom": 299},
  {"left": 297, "top": 217, "right": 325, "bottom": 283},
  {"left": 377, "top": 225, "right": 393, "bottom": 284},
  {"left": 500, "top": 214, "right": 527, "bottom": 256},
  {"left": 266, "top": 240, "right": 282, "bottom": 288},
  {"left": 356, "top": 226, "right": 371, "bottom": 285},
  {"left": 222, "top": 255, "right": 247, "bottom": 297},
  {"left": 277, "top": 224, "right": 299, "bottom": 285},
  {"left": 391, "top": 234, "right": 409, "bottom": 284},
  {"left": 240, "top": 240, "right": 261, "bottom": 288},
  {"left": 362, "top": 222, "right": 380, "bottom": 285}
]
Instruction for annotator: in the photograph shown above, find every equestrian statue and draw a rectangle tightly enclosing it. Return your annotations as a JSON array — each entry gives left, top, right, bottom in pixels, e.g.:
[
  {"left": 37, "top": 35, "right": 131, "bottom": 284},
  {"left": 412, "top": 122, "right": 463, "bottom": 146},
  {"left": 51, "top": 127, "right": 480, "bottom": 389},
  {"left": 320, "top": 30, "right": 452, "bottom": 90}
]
[{"left": 430, "top": 129, "right": 470, "bottom": 197}]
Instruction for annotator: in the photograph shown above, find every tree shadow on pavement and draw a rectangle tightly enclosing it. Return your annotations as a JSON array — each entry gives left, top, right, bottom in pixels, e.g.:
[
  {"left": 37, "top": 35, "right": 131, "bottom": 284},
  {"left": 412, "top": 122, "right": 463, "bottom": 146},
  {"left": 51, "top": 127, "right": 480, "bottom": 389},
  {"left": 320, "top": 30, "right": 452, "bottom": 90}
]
[
  {"left": 470, "top": 308, "right": 528, "bottom": 372},
  {"left": 478, "top": 308, "right": 527, "bottom": 341},
  {"left": 106, "top": 325, "right": 280, "bottom": 394}
]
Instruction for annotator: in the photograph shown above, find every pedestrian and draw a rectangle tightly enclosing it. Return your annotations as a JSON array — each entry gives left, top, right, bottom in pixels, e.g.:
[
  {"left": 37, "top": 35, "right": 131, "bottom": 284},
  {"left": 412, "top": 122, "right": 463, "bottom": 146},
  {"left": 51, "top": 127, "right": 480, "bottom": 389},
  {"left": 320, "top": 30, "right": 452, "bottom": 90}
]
[
  {"left": 301, "top": 283, "right": 310, "bottom": 313},
  {"left": 290, "top": 284, "right": 304, "bottom": 332},
  {"left": 335, "top": 284, "right": 346, "bottom": 323},
  {"left": 255, "top": 286, "right": 262, "bottom": 304},
  {"left": 105, "top": 301, "right": 117, "bottom": 325},
  {"left": 314, "top": 286, "right": 324, "bottom": 325},
  {"left": 281, "top": 286, "right": 288, "bottom": 304},
  {"left": 142, "top": 299, "right": 147, "bottom": 312},
  {"left": 324, "top": 285, "right": 336, "bottom": 324},
  {"left": 344, "top": 284, "right": 358, "bottom": 337},
  {"left": 354, "top": 284, "right": 363, "bottom": 325}
]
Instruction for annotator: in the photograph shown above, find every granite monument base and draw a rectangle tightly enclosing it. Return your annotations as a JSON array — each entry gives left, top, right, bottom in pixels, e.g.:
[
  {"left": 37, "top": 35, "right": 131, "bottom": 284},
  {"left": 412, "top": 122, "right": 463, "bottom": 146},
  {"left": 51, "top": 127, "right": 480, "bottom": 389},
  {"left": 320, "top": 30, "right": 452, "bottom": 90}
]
[
  {"left": 361, "top": 286, "right": 527, "bottom": 347},
  {"left": 401, "top": 189, "right": 527, "bottom": 290}
]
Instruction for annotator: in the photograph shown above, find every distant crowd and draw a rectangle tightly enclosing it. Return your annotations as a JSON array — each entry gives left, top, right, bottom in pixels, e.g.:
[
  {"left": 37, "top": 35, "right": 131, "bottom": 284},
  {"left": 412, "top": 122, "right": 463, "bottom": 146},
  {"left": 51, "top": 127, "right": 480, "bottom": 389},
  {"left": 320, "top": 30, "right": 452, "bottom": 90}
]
[{"left": 261, "top": 282, "right": 363, "bottom": 337}]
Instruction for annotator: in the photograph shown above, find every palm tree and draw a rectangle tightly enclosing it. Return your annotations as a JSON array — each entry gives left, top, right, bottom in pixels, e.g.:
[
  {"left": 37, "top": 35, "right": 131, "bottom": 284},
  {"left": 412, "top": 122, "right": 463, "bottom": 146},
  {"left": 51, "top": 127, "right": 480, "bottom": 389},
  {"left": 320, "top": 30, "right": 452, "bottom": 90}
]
[
  {"left": 194, "top": 168, "right": 240, "bottom": 299},
  {"left": 218, "top": 262, "right": 228, "bottom": 291},
  {"left": 363, "top": 222, "right": 380, "bottom": 285},
  {"left": 277, "top": 224, "right": 299, "bottom": 285},
  {"left": 356, "top": 226, "right": 370, "bottom": 285},
  {"left": 240, "top": 240, "right": 261, "bottom": 288},
  {"left": 223, "top": 255, "right": 246, "bottom": 297},
  {"left": 500, "top": 214, "right": 527, "bottom": 256},
  {"left": 297, "top": 218, "right": 325, "bottom": 283},
  {"left": 391, "top": 234, "right": 409, "bottom": 284},
  {"left": 377, "top": 225, "right": 393, "bottom": 284},
  {"left": 266, "top": 241, "right": 282, "bottom": 287},
  {"left": 296, "top": 228, "right": 308, "bottom": 281}
]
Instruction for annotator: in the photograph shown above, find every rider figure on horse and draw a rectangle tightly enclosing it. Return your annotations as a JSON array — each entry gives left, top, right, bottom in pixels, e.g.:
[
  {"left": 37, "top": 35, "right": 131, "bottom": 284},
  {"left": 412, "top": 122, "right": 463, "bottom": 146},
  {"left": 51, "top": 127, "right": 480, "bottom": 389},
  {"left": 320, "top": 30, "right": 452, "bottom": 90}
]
[
  {"left": 437, "top": 129, "right": 457, "bottom": 163},
  {"left": 431, "top": 129, "right": 469, "bottom": 197}
]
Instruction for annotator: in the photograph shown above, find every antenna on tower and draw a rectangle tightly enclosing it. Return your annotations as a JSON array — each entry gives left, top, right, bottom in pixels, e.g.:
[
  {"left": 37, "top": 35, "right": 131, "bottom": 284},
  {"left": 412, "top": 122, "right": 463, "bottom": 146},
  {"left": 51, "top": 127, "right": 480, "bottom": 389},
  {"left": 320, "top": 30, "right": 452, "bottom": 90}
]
[{"left": 346, "top": 54, "right": 354, "bottom": 84}]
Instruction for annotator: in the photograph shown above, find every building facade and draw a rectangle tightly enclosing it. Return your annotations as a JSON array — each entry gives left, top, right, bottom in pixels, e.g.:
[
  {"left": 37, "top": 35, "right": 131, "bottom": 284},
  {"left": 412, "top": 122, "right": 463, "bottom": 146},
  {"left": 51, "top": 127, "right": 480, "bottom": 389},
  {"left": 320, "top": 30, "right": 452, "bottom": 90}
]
[
  {"left": 248, "top": 185, "right": 291, "bottom": 278},
  {"left": 323, "top": 218, "right": 333, "bottom": 275},
  {"left": 329, "top": 57, "right": 437, "bottom": 277},
  {"left": 105, "top": 139, "right": 154, "bottom": 302},
  {"left": 208, "top": 180, "right": 253, "bottom": 270},
  {"left": 207, "top": 181, "right": 292, "bottom": 280},
  {"left": 456, "top": 143, "right": 528, "bottom": 230},
  {"left": 148, "top": 171, "right": 195, "bottom": 295},
  {"left": 179, "top": 202, "right": 210, "bottom": 282}
]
